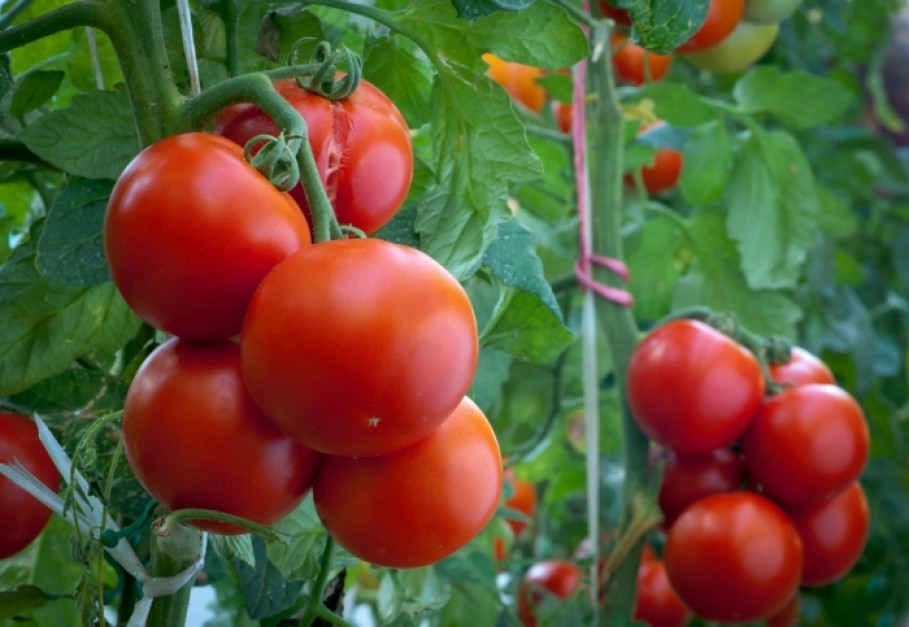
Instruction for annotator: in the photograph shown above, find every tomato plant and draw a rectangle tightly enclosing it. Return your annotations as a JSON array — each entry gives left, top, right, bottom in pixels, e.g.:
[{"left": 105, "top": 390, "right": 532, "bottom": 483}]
[
  {"left": 517, "top": 559, "right": 583, "bottom": 627},
  {"left": 241, "top": 237, "right": 478, "bottom": 458},
  {"left": 626, "top": 319, "right": 765, "bottom": 454},
  {"left": 612, "top": 35, "right": 674, "bottom": 86},
  {"left": 741, "top": 384, "right": 870, "bottom": 506},
  {"left": 664, "top": 492, "right": 803, "bottom": 623},
  {"left": 214, "top": 78, "right": 413, "bottom": 235},
  {"left": 313, "top": 397, "right": 502, "bottom": 568},
  {"left": 0, "top": 412, "right": 59, "bottom": 559},
  {"left": 483, "top": 53, "right": 547, "bottom": 114},
  {"left": 769, "top": 346, "right": 836, "bottom": 387},
  {"left": 682, "top": 20, "right": 780, "bottom": 74},
  {"left": 104, "top": 132, "right": 311, "bottom": 340},
  {"left": 657, "top": 446, "right": 746, "bottom": 526},
  {"left": 122, "top": 338, "right": 321, "bottom": 534},
  {"left": 785, "top": 481, "right": 870, "bottom": 587},
  {"left": 675, "top": 0, "right": 746, "bottom": 53}
]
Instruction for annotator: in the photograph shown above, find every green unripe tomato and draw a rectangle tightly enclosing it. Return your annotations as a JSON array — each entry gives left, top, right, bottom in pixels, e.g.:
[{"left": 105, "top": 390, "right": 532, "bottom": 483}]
[
  {"left": 683, "top": 21, "right": 780, "bottom": 74},
  {"left": 744, "top": 0, "right": 801, "bottom": 24}
]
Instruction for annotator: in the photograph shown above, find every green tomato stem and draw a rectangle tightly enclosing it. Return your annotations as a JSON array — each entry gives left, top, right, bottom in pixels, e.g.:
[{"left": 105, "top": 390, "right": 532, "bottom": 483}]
[
  {"left": 298, "top": 536, "right": 352, "bottom": 627},
  {"left": 146, "top": 521, "right": 202, "bottom": 627}
]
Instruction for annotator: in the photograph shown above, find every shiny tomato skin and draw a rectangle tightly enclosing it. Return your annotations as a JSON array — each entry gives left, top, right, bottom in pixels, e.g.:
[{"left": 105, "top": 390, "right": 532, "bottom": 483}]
[
  {"left": 676, "top": 0, "right": 745, "bottom": 53},
  {"left": 483, "top": 53, "right": 547, "bottom": 114},
  {"left": 664, "top": 492, "right": 803, "bottom": 623},
  {"left": 0, "top": 412, "right": 59, "bottom": 558},
  {"left": 626, "top": 319, "right": 765, "bottom": 454},
  {"left": 241, "top": 238, "right": 479, "bottom": 457},
  {"left": 214, "top": 79, "right": 413, "bottom": 235},
  {"left": 769, "top": 346, "right": 835, "bottom": 387},
  {"left": 682, "top": 20, "right": 779, "bottom": 74},
  {"left": 313, "top": 397, "right": 502, "bottom": 568},
  {"left": 658, "top": 447, "right": 746, "bottom": 526},
  {"left": 635, "top": 548, "right": 692, "bottom": 627},
  {"left": 767, "top": 594, "right": 800, "bottom": 627},
  {"left": 597, "top": 0, "right": 632, "bottom": 25},
  {"left": 122, "top": 339, "right": 321, "bottom": 535},
  {"left": 517, "top": 559, "right": 583, "bottom": 627},
  {"left": 741, "top": 384, "right": 870, "bottom": 506},
  {"left": 504, "top": 470, "right": 537, "bottom": 538},
  {"left": 613, "top": 35, "right": 674, "bottom": 85},
  {"left": 785, "top": 481, "right": 870, "bottom": 587},
  {"left": 105, "top": 133, "right": 311, "bottom": 340}
]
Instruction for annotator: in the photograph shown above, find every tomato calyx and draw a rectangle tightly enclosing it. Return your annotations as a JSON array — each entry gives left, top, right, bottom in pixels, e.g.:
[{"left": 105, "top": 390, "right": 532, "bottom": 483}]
[
  {"left": 289, "top": 39, "right": 362, "bottom": 101},
  {"left": 244, "top": 132, "right": 301, "bottom": 192}
]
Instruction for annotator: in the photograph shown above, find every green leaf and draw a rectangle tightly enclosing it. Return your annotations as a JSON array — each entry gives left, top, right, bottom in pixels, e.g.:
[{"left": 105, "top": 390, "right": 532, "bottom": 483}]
[
  {"left": 10, "top": 70, "right": 64, "bottom": 119},
  {"left": 210, "top": 534, "right": 256, "bottom": 568},
  {"left": 265, "top": 495, "right": 338, "bottom": 582},
  {"left": 733, "top": 67, "right": 855, "bottom": 129},
  {"left": 233, "top": 536, "right": 303, "bottom": 620},
  {"left": 415, "top": 67, "right": 541, "bottom": 278},
  {"left": 672, "top": 211, "right": 802, "bottom": 337},
  {"left": 452, "top": 0, "right": 534, "bottom": 20},
  {"left": 725, "top": 129, "right": 819, "bottom": 289},
  {"left": 470, "top": 347, "right": 513, "bottom": 412},
  {"left": 634, "top": 82, "right": 717, "bottom": 127},
  {"left": 0, "top": 586, "right": 61, "bottom": 619},
  {"left": 816, "top": 186, "right": 858, "bottom": 240},
  {"left": 36, "top": 177, "right": 113, "bottom": 286},
  {"left": 20, "top": 88, "right": 140, "bottom": 180},
  {"left": 680, "top": 119, "right": 732, "bottom": 206},
  {"left": 481, "top": 288, "right": 575, "bottom": 363},
  {"left": 624, "top": 213, "right": 682, "bottom": 323},
  {"left": 614, "top": 0, "right": 708, "bottom": 54},
  {"left": 0, "top": 221, "right": 142, "bottom": 395},
  {"left": 364, "top": 35, "right": 434, "bottom": 128}
]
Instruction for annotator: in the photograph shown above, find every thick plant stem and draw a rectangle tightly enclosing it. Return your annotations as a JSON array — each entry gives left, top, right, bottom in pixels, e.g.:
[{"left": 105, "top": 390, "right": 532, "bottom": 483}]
[
  {"left": 586, "top": 27, "right": 651, "bottom": 621},
  {"left": 146, "top": 522, "right": 202, "bottom": 627}
]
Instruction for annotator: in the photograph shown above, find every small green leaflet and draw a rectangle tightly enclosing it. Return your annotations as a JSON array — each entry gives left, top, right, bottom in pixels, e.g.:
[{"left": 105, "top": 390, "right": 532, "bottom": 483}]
[
  {"left": 725, "top": 129, "right": 819, "bottom": 290},
  {"left": 0, "top": 221, "right": 141, "bottom": 396},
  {"left": 0, "top": 586, "right": 63, "bottom": 619},
  {"left": 10, "top": 70, "right": 64, "bottom": 119},
  {"left": 612, "top": 0, "right": 708, "bottom": 54},
  {"left": 452, "top": 0, "right": 534, "bottom": 20},
  {"left": 21, "top": 87, "right": 140, "bottom": 180},
  {"left": 36, "top": 177, "right": 114, "bottom": 286},
  {"left": 733, "top": 67, "right": 855, "bottom": 129},
  {"left": 680, "top": 119, "right": 732, "bottom": 207},
  {"left": 672, "top": 210, "right": 803, "bottom": 338},
  {"left": 233, "top": 537, "right": 304, "bottom": 620}
]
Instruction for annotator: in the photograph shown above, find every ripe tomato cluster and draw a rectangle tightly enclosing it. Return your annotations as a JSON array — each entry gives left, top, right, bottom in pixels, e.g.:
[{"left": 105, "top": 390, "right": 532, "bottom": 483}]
[
  {"left": 627, "top": 318, "right": 871, "bottom": 623},
  {"left": 0, "top": 412, "right": 59, "bottom": 559},
  {"left": 104, "top": 78, "right": 502, "bottom": 568}
]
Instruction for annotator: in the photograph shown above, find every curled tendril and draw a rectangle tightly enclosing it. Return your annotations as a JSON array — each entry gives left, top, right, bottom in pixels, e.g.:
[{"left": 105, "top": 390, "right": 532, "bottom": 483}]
[
  {"left": 244, "top": 133, "right": 301, "bottom": 192},
  {"left": 287, "top": 38, "right": 362, "bottom": 100}
]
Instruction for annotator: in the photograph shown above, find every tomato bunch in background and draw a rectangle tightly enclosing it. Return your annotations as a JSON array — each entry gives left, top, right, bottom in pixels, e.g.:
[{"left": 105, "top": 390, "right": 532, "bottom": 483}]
[
  {"left": 104, "top": 74, "right": 502, "bottom": 567},
  {"left": 0, "top": 412, "right": 60, "bottom": 559},
  {"left": 626, "top": 317, "right": 871, "bottom": 623}
]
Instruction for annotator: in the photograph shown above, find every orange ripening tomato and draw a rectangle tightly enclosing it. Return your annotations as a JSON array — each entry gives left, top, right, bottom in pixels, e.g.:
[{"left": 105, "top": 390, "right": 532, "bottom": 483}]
[
  {"left": 612, "top": 35, "right": 674, "bottom": 85},
  {"left": 517, "top": 559, "right": 583, "bottom": 627},
  {"left": 635, "top": 546, "right": 692, "bottom": 627},
  {"left": 676, "top": 0, "right": 745, "bottom": 53},
  {"left": 313, "top": 397, "right": 503, "bottom": 568},
  {"left": 503, "top": 469, "right": 537, "bottom": 538},
  {"left": 0, "top": 412, "right": 59, "bottom": 559},
  {"left": 625, "top": 122, "right": 684, "bottom": 194},
  {"left": 483, "top": 53, "right": 547, "bottom": 114},
  {"left": 214, "top": 78, "right": 413, "bottom": 236}
]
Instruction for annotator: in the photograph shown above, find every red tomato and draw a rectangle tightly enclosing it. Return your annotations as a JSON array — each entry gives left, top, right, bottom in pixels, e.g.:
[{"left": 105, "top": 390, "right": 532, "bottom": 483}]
[
  {"left": 635, "top": 546, "right": 692, "bottom": 627},
  {"left": 785, "top": 481, "right": 870, "bottom": 587},
  {"left": 313, "top": 397, "right": 502, "bottom": 568},
  {"left": 626, "top": 319, "right": 765, "bottom": 454},
  {"left": 517, "top": 559, "right": 583, "bottom": 627},
  {"left": 625, "top": 122, "right": 684, "bottom": 194},
  {"left": 241, "top": 238, "right": 478, "bottom": 458},
  {"left": 657, "top": 447, "right": 746, "bottom": 526},
  {"left": 483, "top": 53, "right": 547, "bottom": 114},
  {"left": 105, "top": 132, "right": 310, "bottom": 340},
  {"left": 769, "top": 346, "right": 835, "bottom": 387},
  {"left": 597, "top": 0, "right": 632, "bottom": 25},
  {"left": 553, "top": 100, "right": 572, "bottom": 134},
  {"left": 612, "top": 35, "right": 674, "bottom": 85},
  {"left": 504, "top": 470, "right": 537, "bottom": 538},
  {"left": 214, "top": 78, "right": 413, "bottom": 235},
  {"left": 0, "top": 412, "right": 59, "bottom": 558},
  {"left": 675, "top": 0, "right": 745, "bottom": 53},
  {"left": 664, "top": 492, "right": 803, "bottom": 623},
  {"left": 767, "top": 594, "right": 799, "bottom": 627},
  {"left": 122, "top": 339, "right": 321, "bottom": 534},
  {"left": 741, "top": 384, "right": 870, "bottom": 506}
]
